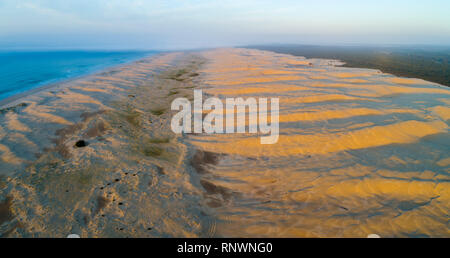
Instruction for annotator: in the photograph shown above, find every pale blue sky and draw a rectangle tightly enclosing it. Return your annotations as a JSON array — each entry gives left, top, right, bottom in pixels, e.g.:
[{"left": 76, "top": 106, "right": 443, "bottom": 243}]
[{"left": 1, "top": 0, "right": 450, "bottom": 49}]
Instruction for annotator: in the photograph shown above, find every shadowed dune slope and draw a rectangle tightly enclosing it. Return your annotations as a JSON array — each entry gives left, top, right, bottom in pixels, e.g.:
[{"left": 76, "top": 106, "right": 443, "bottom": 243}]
[
  {"left": 0, "top": 48, "right": 449, "bottom": 238},
  {"left": 187, "top": 48, "right": 450, "bottom": 238}
]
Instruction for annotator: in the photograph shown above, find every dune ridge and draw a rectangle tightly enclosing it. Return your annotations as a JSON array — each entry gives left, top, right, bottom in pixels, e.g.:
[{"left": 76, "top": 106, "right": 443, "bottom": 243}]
[
  {"left": 0, "top": 48, "right": 449, "bottom": 238},
  {"left": 187, "top": 48, "right": 450, "bottom": 237}
]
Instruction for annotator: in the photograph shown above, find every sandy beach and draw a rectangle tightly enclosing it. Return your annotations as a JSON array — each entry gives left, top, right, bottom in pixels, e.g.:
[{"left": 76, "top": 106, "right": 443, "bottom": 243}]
[{"left": 0, "top": 48, "right": 449, "bottom": 237}]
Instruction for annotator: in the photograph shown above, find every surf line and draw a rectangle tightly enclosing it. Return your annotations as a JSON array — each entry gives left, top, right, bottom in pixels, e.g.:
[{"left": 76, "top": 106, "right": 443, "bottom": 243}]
[{"left": 171, "top": 90, "right": 279, "bottom": 144}]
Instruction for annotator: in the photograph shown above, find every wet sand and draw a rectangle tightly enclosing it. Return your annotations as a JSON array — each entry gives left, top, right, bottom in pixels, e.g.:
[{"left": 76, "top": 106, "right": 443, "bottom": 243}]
[{"left": 0, "top": 48, "right": 449, "bottom": 237}]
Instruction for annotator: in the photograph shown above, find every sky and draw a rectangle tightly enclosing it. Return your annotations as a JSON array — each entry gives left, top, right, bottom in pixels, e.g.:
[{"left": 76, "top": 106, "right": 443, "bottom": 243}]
[{"left": 1, "top": 0, "right": 450, "bottom": 50}]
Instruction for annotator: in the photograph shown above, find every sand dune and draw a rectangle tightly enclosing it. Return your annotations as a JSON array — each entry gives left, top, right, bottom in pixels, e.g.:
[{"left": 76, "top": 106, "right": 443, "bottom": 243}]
[
  {"left": 0, "top": 52, "right": 212, "bottom": 237},
  {"left": 0, "top": 48, "right": 449, "bottom": 238},
  {"left": 187, "top": 48, "right": 450, "bottom": 237}
]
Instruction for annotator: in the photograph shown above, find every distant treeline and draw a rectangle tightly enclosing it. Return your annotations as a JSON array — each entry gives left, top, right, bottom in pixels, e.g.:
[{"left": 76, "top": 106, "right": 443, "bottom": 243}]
[{"left": 245, "top": 45, "right": 450, "bottom": 87}]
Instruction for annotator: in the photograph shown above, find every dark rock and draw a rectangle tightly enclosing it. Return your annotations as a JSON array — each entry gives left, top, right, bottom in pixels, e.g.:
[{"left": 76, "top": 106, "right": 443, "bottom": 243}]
[{"left": 74, "top": 140, "right": 88, "bottom": 148}]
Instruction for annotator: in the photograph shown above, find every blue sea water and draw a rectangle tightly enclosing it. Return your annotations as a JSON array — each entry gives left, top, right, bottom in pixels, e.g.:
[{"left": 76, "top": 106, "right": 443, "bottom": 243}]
[{"left": 0, "top": 50, "right": 157, "bottom": 100}]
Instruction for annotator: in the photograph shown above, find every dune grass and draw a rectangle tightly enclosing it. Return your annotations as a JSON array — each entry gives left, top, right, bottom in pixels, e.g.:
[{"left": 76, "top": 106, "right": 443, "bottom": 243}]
[
  {"left": 150, "top": 108, "right": 166, "bottom": 116},
  {"left": 148, "top": 137, "right": 171, "bottom": 144},
  {"left": 142, "top": 146, "right": 164, "bottom": 157},
  {"left": 166, "top": 69, "right": 189, "bottom": 81},
  {"left": 168, "top": 90, "right": 179, "bottom": 96}
]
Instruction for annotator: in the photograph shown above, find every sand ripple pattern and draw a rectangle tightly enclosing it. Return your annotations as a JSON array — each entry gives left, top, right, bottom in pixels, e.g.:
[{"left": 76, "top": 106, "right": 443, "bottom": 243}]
[{"left": 188, "top": 48, "right": 450, "bottom": 237}]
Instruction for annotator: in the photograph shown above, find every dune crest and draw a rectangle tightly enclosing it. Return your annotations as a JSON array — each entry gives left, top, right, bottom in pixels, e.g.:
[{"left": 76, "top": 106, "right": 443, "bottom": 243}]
[
  {"left": 187, "top": 48, "right": 450, "bottom": 237},
  {"left": 0, "top": 48, "right": 448, "bottom": 238}
]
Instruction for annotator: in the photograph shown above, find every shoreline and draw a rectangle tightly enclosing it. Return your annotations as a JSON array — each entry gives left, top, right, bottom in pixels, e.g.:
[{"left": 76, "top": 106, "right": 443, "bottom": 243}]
[
  {"left": 3, "top": 46, "right": 447, "bottom": 111},
  {"left": 0, "top": 48, "right": 449, "bottom": 237},
  {"left": 0, "top": 50, "right": 210, "bottom": 237},
  {"left": 0, "top": 51, "right": 163, "bottom": 109}
]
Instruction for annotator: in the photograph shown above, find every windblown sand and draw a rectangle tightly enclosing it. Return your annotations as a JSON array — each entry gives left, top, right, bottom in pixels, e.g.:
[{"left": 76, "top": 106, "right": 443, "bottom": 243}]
[{"left": 0, "top": 48, "right": 449, "bottom": 237}]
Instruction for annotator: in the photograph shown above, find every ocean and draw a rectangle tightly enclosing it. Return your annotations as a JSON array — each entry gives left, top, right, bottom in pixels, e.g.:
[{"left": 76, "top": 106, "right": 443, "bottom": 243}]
[{"left": 0, "top": 50, "right": 157, "bottom": 100}]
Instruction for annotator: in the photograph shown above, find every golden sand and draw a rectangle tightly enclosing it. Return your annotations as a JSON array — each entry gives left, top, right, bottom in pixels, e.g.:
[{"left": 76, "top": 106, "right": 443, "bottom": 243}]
[
  {"left": 187, "top": 48, "right": 450, "bottom": 237},
  {"left": 0, "top": 48, "right": 449, "bottom": 238}
]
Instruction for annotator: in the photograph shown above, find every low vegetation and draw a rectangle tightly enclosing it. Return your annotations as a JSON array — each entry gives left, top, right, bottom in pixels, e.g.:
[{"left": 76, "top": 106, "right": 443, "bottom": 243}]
[
  {"left": 150, "top": 108, "right": 166, "bottom": 116},
  {"left": 247, "top": 45, "right": 450, "bottom": 87},
  {"left": 142, "top": 146, "right": 164, "bottom": 157},
  {"left": 148, "top": 137, "right": 171, "bottom": 144}
]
